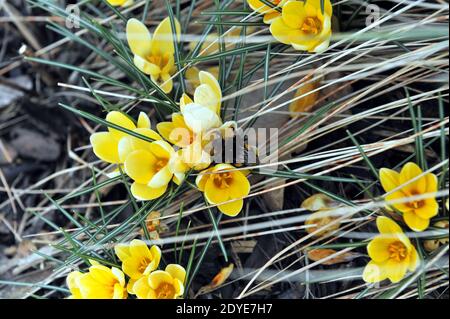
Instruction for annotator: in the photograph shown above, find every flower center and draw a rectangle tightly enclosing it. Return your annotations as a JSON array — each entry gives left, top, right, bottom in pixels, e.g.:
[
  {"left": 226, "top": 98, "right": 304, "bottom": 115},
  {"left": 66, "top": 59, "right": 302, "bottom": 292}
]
[
  {"left": 155, "top": 283, "right": 176, "bottom": 299},
  {"left": 301, "top": 17, "right": 322, "bottom": 35},
  {"left": 154, "top": 159, "right": 168, "bottom": 172},
  {"left": 147, "top": 54, "right": 169, "bottom": 69},
  {"left": 388, "top": 241, "right": 408, "bottom": 262},
  {"left": 213, "top": 172, "right": 233, "bottom": 189},
  {"left": 407, "top": 191, "right": 425, "bottom": 209},
  {"left": 138, "top": 258, "right": 150, "bottom": 273}
]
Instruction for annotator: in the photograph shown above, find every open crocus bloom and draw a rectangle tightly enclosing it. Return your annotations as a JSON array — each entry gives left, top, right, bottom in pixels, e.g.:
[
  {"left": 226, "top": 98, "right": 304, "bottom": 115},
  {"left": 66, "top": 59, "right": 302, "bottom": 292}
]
[
  {"left": 363, "top": 216, "right": 419, "bottom": 284},
  {"left": 380, "top": 162, "right": 438, "bottom": 232},
  {"left": 126, "top": 17, "right": 181, "bottom": 93},
  {"left": 133, "top": 264, "right": 186, "bottom": 299},
  {"left": 196, "top": 164, "right": 251, "bottom": 216},
  {"left": 75, "top": 264, "right": 127, "bottom": 299},
  {"left": 90, "top": 111, "right": 161, "bottom": 179},
  {"left": 107, "top": 0, "right": 133, "bottom": 7},
  {"left": 270, "top": 0, "right": 333, "bottom": 53},
  {"left": 124, "top": 140, "right": 177, "bottom": 200},
  {"left": 114, "top": 240, "right": 161, "bottom": 294},
  {"left": 247, "top": 0, "right": 288, "bottom": 24}
]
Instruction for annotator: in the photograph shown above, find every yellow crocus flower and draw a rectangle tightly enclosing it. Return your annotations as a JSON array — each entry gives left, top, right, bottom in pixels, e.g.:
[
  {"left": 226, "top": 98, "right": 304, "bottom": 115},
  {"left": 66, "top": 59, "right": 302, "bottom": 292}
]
[
  {"left": 114, "top": 240, "right": 161, "bottom": 294},
  {"left": 247, "top": 0, "right": 288, "bottom": 24},
  {"left": 107, "top": 0, "right": 133, "bottom": 7},
  {"left": 90, "top": 111, "right": 155, "bottom": 164},
  {"left": 380, "top": 162, "right": 438, "bottom": 232},
  {"left": 73, "top": 264, "right": 128, "bottom": 299},
  {"left": 126, "top": 17, "right": 181, "bottom": 93},
  {"left": 363, "top": 216, "right": 419, "bottom": 284},
  {"left": 124, "top": 140, "right": 178, "bottom": 200},
  {"left": 270, "top": 0, "right": 333, "bottom": 53},
  {"left": 133, "top": 264, "right": 186, "bottom": 299},
  {"left": 196, "top": 164, "right": 251, "bottom": 216}
]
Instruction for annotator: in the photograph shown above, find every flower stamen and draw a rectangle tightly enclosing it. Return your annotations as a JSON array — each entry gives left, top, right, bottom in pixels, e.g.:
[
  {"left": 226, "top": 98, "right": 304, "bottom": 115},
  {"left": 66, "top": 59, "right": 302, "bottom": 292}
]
[
  {"left": 301, "top": 17, "right": 322, "bottom": 35},
  {"left": 213, "top": 172, "right": 233, "bottom": 189},
  {"left": 388, "top": 241, "right": 408, "bottom": 262},
  {"left": 155, "top": 283, "right": 176, "bottom": 299}
]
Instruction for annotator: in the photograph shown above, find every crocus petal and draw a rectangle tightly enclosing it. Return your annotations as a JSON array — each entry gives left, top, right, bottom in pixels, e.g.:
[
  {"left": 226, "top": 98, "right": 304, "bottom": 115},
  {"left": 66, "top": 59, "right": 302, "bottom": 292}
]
[
  {"left": 151, "top": 17, "right": 181, "bottom": 56},
  {"left": 106, "top": 111, "right": 136, "bottom": 139},
  {"left": 149, "top": 246, "right": 162, "bottom": 271},
  {"left": 380, "top": 168, "right": 401, "bottom": 192},
  {"left": 269, "top": 17, "right": 292, "bottom": 45},
  {"left": 403, "top": 211, "right": 430, "bottom": 232},
  {"left": 227, "top": 171, "right": 251, "bottom": 198},
  {"left": 159, "top": 72, "right": 174, "bottom": 94},
  {"left": 282, "top": 1, "right": 306, "bottom": 29},
  {"left": 118, "top": 137, "right": 135, "bottom": 163},
  {"left": 196, "top": 168, "right": 213, "bottom": 191},
  {"left": 148, "top": 166, "right": 173, "bottom": 188},
  {"left": 130, "top": 182, "right": 167, "bottom": 201},
  {"left": 363, "top": 261, "right": 388, "bottom": 283},
  {"left": 377, "top": 216, "right": 403, "bottom": 235},
  {"left": 425, "top": 173, "right": 438, "bottom": 193},
  {"left": 309, "top": 0, "right": 333, "bottom": 16},
  {"left": 111, "top": 267, "right": 126, "bottom": 287},
  {"left": 134, "top": 55, "right": 161, "bottom": 75},
  {"left": 89, "top": 265, "right": 117, "bottom": 285},
  {"left": 157, "top": 121, "right": 175, "bottom": 143},
  {"left": 130, "top": 128, "right": 162, "bottom": 152},
  {"left": 204, "top": 177, "right": 230, "bottom": 204},
  {"left": 199, "top": 71, "right": 222, "bottom": 114},
  {"left": 311, "top": 34, "right": 330, "bottom": 53},
  {"left": 183, "top": 103, "right": 222, "bottom": 133},
  {"left": 124, "top": 150, "right": 157, "bottom": 184},
  {"left": 137, "top": 112, "right": 151, "bottom": 129},
  {"left": 126, "top": 18, "right": 152, "bottom": 57},
  {"left": 173, "top": 279, "right": 184, "bottom": 298},
  {"left": 150, "top": 140, "right": 173, "bottom": 159},
  {"left": 414, "top": 198, "right": 438, "bottom": 219},
  {"left": 385, "top": 259, "right": 408, "bottom": 283},
  {"left": 169, "top": 150, "right": 190, "bottom": 174},
  {"left": 90, "top": 132, "right": 121, "bottom": 164},
  {"left": 129, "top": 239, "right": 152, "bottom": 260},
  {"left": 165, "top": 264, "right": 186, "bottom": 283},
  {"left": 218, "top": 199, "right": 244, "bottom": 217},
  {"left": 399, "top": 162, "right": 426, "bottom": 194},
  {"left": 133, "top": 276, "right": 151, "bottom": 299},
  {"left": 194, "top": 84, "right": 220, "bottom": 113},
  {"left": 114, "top": 244, "right": 131, "bottom": 262},
  {"left": 180, "top": 93, "right": 194, "bottom": 113}
]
